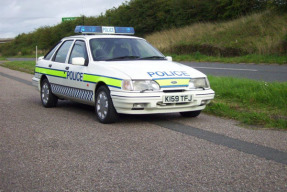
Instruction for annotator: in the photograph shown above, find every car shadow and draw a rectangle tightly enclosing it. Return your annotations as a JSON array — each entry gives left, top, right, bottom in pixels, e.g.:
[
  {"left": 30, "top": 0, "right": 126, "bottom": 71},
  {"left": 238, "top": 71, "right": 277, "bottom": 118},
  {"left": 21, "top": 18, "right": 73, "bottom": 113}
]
[{"left": 53, "top": 100, "right": 182, "bottom": 124}]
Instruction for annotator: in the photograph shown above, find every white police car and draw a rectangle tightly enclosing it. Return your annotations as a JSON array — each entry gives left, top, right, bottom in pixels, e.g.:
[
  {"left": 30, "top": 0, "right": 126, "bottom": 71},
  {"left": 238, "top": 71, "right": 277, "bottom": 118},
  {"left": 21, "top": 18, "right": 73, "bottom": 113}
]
[{"left": 32, "top": 26, "right": 215, "bottom": 123}]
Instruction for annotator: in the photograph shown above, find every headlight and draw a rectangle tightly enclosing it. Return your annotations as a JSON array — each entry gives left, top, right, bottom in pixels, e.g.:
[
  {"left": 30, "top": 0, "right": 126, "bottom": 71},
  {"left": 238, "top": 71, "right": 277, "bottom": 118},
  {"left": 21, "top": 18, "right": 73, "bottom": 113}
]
[
  {"left": 122, "top": 80, "right": 160, "bottom": 91},
  {"left": 188, "top": 78, "right": 210, "bottom": 89}
]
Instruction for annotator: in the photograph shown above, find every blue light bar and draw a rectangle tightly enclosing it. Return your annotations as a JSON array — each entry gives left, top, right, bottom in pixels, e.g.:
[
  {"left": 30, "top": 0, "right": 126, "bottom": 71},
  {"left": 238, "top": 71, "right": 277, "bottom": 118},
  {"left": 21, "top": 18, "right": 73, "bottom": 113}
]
[
  {"left": 74, "top": 26, "right": 135, "bottom": 35},
  {"left": 74, "top": 26, "right": 102, "bottom": 34},
  {"left": 115, "top": 27, "right": 135, "bottom": 34}
]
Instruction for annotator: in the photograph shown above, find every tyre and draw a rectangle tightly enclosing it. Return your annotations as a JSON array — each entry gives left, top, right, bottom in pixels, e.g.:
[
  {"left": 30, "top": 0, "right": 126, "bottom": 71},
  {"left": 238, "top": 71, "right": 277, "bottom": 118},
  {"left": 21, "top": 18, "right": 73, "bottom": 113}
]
[
  {"left": 40, "top": 78, "right": 58, "bottom": 108},
  {"left": 95, "top": 86, "right": 118, "bottom": 124},
  {"left": 180, "top": 110, "right": 201, "bottom": 118}
]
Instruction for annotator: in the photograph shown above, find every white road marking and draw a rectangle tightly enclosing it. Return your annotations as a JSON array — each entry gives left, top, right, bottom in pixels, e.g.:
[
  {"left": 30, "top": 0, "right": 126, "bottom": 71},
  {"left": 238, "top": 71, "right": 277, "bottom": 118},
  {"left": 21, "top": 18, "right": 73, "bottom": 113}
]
[{"left": 193, "top": 66, "right": 258, "bottom": 72}]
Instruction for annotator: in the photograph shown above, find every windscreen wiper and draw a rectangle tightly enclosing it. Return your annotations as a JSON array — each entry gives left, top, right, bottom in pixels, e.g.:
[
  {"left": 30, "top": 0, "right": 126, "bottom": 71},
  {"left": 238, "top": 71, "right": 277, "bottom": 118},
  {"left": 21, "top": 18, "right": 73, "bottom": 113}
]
[
  {"left": 139, "top": 56, "right": 166, "bottom": 60},
  {"left": 106, "top": 56, "right": 140, "bottom": 61}
]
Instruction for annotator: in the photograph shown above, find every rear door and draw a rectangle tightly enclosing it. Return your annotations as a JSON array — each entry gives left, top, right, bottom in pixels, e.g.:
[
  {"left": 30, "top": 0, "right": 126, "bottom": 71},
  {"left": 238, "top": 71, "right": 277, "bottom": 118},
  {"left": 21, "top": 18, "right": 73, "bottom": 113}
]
[{"left": 37, "top": 40, "right": 73, "bottom": 86}]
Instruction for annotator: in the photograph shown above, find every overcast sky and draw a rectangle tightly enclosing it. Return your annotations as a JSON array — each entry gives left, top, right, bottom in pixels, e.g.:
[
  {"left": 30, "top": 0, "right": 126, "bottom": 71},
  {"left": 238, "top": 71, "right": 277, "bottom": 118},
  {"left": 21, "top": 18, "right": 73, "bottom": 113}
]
[{"left": 0, "top": 0, "right": 128, "bottom": 38}]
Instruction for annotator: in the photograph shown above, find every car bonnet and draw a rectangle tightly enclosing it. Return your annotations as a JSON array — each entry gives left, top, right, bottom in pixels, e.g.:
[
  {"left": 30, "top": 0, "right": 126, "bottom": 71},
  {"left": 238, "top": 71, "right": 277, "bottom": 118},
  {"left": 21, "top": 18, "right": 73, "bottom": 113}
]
[{"left": 104, "top": 60, "right": 206, "bottom": 80}]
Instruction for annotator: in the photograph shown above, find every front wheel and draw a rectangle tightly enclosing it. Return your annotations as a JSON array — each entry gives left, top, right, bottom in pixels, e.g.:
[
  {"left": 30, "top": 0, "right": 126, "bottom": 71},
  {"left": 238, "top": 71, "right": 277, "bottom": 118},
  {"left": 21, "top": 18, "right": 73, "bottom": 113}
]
[
  {"left": 180, "top": 110, "right": 201, "bottom": 118},
  {"left": 95, "top": 86, "right": 118, "bottom": 124},
  {"left": 40, "top": 78, "right": 58, "bottom": 108}
]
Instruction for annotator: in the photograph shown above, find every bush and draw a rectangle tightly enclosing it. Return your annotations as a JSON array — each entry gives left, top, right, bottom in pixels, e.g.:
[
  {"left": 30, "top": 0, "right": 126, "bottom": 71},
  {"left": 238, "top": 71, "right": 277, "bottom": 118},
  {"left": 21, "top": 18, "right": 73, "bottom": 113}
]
[{"left": 0, "top": 0, "right": 282, "bottom": 57}]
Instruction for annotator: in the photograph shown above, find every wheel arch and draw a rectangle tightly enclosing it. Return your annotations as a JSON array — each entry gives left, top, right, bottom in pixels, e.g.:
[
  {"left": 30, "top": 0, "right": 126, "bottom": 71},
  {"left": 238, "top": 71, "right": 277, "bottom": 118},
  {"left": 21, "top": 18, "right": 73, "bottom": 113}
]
[
  {"left": 40, "top": 75, "right": 48, "bottom": 86},
  {"left": 95, "top": 81, "right": 109, "bottom": 92}
]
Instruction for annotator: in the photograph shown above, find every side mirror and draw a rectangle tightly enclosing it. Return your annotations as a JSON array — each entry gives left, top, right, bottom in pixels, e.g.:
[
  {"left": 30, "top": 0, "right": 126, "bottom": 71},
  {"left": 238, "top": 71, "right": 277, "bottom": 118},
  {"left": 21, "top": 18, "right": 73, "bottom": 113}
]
[
  {"left": 38, "top": 56, "right": 44, "bottom": 60},
  {"left": 166, "top": 56, "right": 172, "bottom": 62},
  {"left": 72, "top": 57, "right": 85, "bottom": 66}
]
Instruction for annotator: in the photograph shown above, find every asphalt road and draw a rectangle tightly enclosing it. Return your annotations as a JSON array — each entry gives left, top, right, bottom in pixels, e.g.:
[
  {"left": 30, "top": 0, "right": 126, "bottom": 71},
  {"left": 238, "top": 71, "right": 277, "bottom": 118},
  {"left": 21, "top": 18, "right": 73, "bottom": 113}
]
[
  {"left": 181, "top": 61, "right": 287, "bottom": 82},
  {"left": 0, "top": 66, "right": 287, "bottom": 191},
  {"left": 6, "top": 58, "right": 287, "bottom": 82}
]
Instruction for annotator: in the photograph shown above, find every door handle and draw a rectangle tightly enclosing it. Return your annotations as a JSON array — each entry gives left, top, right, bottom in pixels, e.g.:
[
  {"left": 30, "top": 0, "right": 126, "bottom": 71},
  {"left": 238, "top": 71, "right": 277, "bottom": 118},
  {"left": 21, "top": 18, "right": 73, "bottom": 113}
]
[
  {"left": 65, "top": 67, "right": 69, "bottom": 70},
  {"left": 48, "top": 64, "right": 52, "bottom": 68}
]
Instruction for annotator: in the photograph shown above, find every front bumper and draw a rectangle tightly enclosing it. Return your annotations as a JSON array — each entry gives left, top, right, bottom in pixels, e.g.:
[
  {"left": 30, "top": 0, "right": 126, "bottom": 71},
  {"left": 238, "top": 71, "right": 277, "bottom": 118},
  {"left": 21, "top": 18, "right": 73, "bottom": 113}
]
[{"left": 111, "top": 89, "right": 215, "bottom": 114}]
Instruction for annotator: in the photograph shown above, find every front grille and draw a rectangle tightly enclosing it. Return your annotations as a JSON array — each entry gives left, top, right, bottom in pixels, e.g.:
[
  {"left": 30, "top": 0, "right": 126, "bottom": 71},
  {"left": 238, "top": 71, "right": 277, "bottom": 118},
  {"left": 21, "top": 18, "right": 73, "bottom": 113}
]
[
  {"left": 157, "top": 102, "right": 190, "bottom": 107},
  {"left": 163, "top": 90, "right": 185, "bottom": 93}
]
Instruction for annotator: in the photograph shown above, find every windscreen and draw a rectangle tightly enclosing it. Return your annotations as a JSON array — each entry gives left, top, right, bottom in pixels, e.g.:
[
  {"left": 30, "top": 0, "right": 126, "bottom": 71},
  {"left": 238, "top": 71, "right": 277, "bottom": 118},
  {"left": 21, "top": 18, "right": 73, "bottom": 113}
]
[{"left": 90, "top": 38, "right": 165, "bottom": 61}]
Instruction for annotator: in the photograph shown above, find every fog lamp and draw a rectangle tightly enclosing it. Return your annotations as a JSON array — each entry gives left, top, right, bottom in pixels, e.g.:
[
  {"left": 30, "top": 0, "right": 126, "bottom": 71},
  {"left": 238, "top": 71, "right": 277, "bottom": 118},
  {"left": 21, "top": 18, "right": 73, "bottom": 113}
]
[
  {"left": 200, "top": 100, "right": 209, "bottom": 106},
  {"left": 132, "top": 103, "right": 145, "bottom": 110}
]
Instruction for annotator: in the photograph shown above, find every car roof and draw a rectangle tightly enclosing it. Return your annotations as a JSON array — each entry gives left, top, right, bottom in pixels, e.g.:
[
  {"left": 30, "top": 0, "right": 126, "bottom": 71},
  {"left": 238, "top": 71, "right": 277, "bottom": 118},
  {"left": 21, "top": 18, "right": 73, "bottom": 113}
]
[{"left": 62, "top": 34, "right": 143, "bottom": 41}]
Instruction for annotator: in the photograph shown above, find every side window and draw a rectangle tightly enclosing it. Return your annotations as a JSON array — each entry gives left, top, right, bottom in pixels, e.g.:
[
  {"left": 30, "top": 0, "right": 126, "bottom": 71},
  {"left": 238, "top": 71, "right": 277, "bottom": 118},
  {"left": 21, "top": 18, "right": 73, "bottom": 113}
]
[
  {"left": 53, "top": 40, "right": 73, "bottom": 63},
  {"left": 69, "top": 40, "right": 88, "bottom": 65},
  {"left": 44, "top": 41, "right": 61, "bottom": 60}
]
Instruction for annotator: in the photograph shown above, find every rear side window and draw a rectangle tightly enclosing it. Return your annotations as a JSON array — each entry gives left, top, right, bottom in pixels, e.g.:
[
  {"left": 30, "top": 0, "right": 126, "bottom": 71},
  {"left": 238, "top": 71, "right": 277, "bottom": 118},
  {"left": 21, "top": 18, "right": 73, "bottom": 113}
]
[
  {"left": 44, "top": 41, "right": 61, "bottom": 60},
  {"left": 53, "top": 40, "right": 73, "bottom": 63}
]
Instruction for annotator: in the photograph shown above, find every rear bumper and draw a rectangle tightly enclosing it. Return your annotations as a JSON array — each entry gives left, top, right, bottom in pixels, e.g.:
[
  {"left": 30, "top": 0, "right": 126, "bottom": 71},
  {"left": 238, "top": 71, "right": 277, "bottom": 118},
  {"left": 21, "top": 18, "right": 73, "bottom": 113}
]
[
  {"left": 111, "top": 89, "right": 215, "bottom": 114},
  {"left": 32, "top": 76, "right": 40, "bottom": 90}
]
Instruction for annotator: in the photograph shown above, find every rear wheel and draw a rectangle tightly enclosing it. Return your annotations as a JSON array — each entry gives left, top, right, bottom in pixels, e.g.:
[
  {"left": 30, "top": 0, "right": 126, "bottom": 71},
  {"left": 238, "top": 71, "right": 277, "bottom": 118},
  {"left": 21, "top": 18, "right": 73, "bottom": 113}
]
[
  {"left": 41, "top": 78, "right": 58, "bottom": 108},
  {"left": 95, "top": 86, "right": 118, "bottom": 124},
  {"left": 180, "top": 110, "right": 201, "bottom": 118}
]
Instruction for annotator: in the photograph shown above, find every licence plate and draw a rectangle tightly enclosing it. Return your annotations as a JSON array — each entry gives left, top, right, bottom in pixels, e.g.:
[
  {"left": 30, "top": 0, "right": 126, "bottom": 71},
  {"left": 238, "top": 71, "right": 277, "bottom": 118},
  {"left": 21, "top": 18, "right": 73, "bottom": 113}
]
[{"left": 163, "top": 95, "right": 192, "bottom": 103}]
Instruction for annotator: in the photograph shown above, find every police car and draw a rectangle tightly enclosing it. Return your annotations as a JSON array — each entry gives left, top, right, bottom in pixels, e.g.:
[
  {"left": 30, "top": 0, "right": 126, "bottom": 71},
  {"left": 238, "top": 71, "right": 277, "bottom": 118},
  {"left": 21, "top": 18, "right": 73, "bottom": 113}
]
[{"left": 32, "top": 26, "right": 215, "bottom": 123}]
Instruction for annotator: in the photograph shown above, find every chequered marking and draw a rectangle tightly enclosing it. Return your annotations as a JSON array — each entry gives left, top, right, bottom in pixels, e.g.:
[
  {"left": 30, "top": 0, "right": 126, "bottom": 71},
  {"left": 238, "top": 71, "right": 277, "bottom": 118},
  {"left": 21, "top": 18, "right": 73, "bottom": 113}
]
[{"left": 51, "top": 84, "right": 93, "bottom": 102}]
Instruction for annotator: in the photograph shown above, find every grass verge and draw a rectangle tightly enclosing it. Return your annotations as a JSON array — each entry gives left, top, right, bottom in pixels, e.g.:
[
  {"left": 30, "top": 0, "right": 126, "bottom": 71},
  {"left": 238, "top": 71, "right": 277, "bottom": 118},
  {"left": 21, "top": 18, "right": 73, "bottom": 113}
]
[
  {"left": 0, "top": 61, "right": 35, "bottom": 74},
  {"left": 167, "top": 53, "right": 287, "bottom": 64},
  {"left": 6, "top": 55, "right": 36, "bottom": 58},
  {"left": 206, "top": 76, "right": 287, "bottom": 129},
  {"left": 0, "top": 61, "right": 286, "bottom": 129}
]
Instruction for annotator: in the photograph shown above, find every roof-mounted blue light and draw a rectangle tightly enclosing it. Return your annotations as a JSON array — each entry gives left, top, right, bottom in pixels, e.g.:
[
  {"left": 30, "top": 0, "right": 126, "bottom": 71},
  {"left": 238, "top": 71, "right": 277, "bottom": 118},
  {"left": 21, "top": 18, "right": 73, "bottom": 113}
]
[
  {"left": 115, "top": 27, "right": 135, "bottom": 34},
  {"left": 75, "top": 26, "right": 102, "bottom": 34},
  {"left": 74, "top": 26, "right": 135, "bottom": 35}
]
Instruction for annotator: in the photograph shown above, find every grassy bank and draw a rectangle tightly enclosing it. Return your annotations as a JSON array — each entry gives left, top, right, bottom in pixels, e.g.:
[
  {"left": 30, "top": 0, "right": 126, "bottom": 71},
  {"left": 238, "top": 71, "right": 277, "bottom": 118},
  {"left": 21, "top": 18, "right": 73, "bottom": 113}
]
[
  {"left": 0, "top": 61, "right": 35, "bottom": 74},
  {"left": 169, "top": 53, "right": 287, "bottom": 64},
  {"left": 146, "top": 11, "right": 287, "bottom": 57},
  {"left": 0, "top": 57, "right": 7, "bottom": 61},
  {"left": 6, "top": 55, "right": 36, "bottom": 58},
  {"left": 0, "top": 61, "right": 286, "bottom": 129},
  {"left": 206, "top": 76, "right": 287, "bottom": 129}
]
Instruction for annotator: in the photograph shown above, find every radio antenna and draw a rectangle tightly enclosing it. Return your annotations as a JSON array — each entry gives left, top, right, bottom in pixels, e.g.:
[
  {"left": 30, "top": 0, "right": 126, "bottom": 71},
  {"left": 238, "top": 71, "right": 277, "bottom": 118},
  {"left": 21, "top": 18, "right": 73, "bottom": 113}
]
[{"left": 81, "top": 0, "right": 86, "bottom": 25}]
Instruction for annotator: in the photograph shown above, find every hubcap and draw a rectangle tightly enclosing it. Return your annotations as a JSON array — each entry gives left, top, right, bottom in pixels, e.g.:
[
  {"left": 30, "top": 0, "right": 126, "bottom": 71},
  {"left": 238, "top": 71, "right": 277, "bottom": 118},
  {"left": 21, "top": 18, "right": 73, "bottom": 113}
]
[
  {"left": 41, "top": 83, "right": 49, "bottom": 104},
  {"left": 97, "top": 91, "right": 108, "bottom": 120}
]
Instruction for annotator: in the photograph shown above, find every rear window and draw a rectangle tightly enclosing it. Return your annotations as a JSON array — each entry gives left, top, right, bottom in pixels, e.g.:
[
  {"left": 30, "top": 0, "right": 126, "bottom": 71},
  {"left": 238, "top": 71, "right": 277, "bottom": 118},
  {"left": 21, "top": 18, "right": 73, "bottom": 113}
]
[{"left": 44, "top": 41, "right": 62, "bottom": 60}]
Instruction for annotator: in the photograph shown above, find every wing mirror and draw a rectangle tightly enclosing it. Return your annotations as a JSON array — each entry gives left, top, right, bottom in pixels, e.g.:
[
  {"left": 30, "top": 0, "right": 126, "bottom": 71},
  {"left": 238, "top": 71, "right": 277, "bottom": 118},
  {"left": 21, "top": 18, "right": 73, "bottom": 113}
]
[
  {"left": 38, "top": 56, "right": 44, "bottom": 60},
  {"left": 166, "top": 56, "right": 172, "bottom": 62},
  {"left": 72, "top": 57, "right": 85, "bottom": 66}
]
